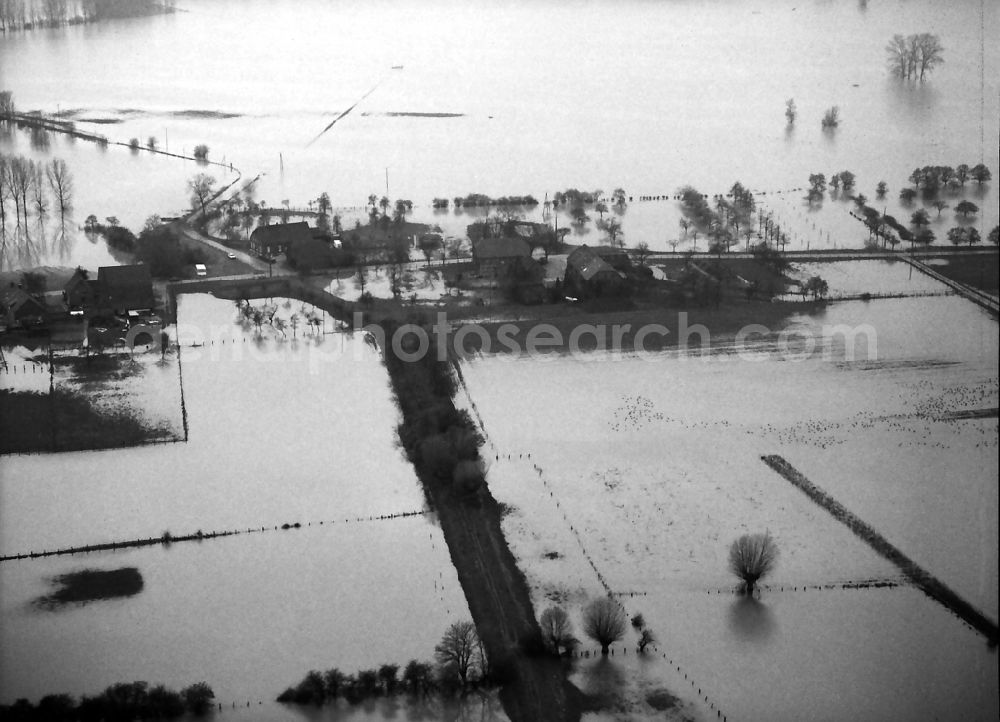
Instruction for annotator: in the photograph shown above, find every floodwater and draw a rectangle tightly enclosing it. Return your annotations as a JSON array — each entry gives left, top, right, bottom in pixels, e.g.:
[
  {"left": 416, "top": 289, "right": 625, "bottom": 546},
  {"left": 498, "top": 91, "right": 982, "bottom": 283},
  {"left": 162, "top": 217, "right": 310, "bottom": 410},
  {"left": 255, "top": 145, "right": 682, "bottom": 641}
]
[
  {"left": 1, "top": 0, "right": 998, "bottom": 717},
  {"left": 0, "top": 0, "right": 997, "bottom": 266},
  {"left": 0, "top": 295, "right": 477, "bottom": 718},
  {"left": 454, "top": 281, "right": 998, "bottom": 719}
]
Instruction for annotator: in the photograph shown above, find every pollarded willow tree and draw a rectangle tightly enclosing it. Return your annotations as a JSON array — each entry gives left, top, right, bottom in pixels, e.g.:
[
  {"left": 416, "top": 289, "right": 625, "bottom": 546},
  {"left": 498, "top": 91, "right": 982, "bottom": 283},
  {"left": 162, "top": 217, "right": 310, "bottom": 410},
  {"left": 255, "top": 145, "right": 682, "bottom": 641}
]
[
  {"left": 583, "top": 596, "right": 627, "bottom": 655},
  {"left": 729, "top": 532, "right": 779, "bottom": 596}
]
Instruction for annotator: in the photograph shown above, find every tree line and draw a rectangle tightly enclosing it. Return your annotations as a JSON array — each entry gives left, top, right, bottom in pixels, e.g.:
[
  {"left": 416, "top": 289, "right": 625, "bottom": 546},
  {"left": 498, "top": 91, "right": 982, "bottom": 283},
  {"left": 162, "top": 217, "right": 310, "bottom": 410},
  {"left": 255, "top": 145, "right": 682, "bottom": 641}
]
[
  {"left": 0, "top": 153, "right": 74, "bottom": 230},
  {"left": 0, "top": 0, "right": 176, "bottom": 32},
  {"left": 0, "top": 680, "right": 214, "bottom": 721},
  {"left": 278, "top": 620, "right": 490, "bottom": 707}
]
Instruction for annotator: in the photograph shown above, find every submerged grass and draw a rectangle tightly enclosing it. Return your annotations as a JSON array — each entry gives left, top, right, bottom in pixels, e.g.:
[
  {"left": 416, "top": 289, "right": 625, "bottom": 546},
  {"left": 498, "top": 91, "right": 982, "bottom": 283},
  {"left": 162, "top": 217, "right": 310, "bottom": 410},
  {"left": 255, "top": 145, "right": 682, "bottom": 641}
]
[
  {"left": 35, "top": 567, "right": 144, "bottom": 609},
  {"left": 0, "top": 388, "right": 177, "bottom": 454}
]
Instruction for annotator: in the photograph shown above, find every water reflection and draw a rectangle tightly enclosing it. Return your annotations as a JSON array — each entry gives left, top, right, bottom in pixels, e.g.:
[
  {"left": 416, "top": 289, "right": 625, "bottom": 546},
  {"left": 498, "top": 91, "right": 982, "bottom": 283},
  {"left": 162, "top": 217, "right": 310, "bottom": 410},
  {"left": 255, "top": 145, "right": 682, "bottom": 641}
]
[
  {"left": 283, "top": 693, "right": 506, "bottom": 722},
  {"left": 727, "top": 595, "right": 776, "bottom": 643},
  {"left": 884, "top": 78, "right": 942, "bottom": 121},
  {"left": 576, "top": 656, "right": 626, "bottom": 709}
]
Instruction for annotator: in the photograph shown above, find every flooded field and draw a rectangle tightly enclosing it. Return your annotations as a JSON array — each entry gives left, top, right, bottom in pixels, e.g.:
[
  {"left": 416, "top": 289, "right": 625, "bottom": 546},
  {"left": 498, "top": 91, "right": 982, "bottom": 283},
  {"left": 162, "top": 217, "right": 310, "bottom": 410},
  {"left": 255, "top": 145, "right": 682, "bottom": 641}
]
[
  {"left": 1, "top": 0, "right": 996, "bottom": 260},
  {"left": 1, "top": 0, "right": 998, "bottom": 717},
  {"left": 0, "top": 295, "right": 425, "bottom": 552},
  {"left": 0, "top": 294, "right": 482, "bottom": 717},
  {"left": 454, "top": 284, "right": 998, "bottom": 719}
]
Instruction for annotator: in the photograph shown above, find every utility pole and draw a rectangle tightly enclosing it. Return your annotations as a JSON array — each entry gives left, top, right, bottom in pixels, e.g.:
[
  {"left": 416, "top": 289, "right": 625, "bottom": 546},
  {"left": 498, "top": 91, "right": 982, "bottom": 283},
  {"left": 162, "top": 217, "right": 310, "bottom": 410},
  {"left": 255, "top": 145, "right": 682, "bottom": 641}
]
[{"left": 385, "top": 167, "right": 389, "bottom": 196}]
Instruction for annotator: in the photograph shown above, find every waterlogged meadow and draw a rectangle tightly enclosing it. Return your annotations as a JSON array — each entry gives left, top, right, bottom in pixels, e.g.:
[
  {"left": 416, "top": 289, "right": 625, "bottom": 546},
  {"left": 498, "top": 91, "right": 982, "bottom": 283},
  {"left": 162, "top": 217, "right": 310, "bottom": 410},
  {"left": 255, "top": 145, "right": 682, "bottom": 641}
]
[
  {"left": 0, "top": 294, "right": 483, "bottom": 719},
  {"left": 1, "top": 0, "right": 996, "bottom": 259},
  {"left": 454, "top": 288, "right": 998, "bottom": 720}
]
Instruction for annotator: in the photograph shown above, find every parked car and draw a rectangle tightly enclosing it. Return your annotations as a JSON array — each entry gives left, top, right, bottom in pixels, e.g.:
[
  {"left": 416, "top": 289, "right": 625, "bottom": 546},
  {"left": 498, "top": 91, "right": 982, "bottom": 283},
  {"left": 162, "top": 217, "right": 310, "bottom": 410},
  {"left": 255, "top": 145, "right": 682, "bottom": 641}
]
[
  {"left": 195, "top": 264, "right": 207, "bottom": 277},
  {"left": 227, "top": 252, "right": 237, "bottom": 260}
]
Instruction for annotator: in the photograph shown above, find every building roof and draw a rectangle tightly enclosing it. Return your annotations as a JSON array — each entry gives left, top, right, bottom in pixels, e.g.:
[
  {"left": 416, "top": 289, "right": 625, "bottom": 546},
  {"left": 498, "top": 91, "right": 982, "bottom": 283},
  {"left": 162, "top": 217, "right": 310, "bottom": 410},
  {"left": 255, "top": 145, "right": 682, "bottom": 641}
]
[
  {"left": 566, "top": 245, "right": 625, "bottom": 282},
  {"left": 473, "top": 236, "right": 531, "bottom": 260},
  {"left": 1, "top": 286, "right": 45, "bottom": 313},
  {"left": 250, "top": 221, "right": 314, "bottom": 248},
  {"left": 287, "top": 236, "right": 334, "bottom": 270},
  {"left": 97, "top": 264, "right": 155, "bottom": 310}
]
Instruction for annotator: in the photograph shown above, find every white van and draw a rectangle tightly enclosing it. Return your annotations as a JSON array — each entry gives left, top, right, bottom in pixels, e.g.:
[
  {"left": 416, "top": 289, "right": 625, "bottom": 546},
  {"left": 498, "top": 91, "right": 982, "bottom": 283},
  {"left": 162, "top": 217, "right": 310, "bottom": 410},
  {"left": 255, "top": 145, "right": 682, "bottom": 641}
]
[{"left": 194, "top": 264, "right": 207, "bottom": 277}]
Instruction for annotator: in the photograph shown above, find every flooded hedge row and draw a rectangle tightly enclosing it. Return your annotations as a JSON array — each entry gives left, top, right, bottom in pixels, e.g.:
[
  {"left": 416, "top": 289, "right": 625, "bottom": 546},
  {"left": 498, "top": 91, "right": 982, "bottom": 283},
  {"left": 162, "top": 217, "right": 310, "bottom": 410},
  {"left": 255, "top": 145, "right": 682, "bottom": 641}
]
[{"left": 762, "top": 454, "right": 998, "bottom": 644}]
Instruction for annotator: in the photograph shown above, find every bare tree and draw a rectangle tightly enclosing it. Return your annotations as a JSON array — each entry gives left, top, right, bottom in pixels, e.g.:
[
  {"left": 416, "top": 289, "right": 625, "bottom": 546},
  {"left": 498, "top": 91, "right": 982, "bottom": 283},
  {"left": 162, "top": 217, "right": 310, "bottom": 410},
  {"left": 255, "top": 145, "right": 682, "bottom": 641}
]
[
  {"left": 0, "top": 155, "right": 8, "bottom": 229},
  {"left": 46, "top": 158, "right": 73, "bottom": 221},
  {"left": 729, "top": 532, "right": 779, "bottom": 595},
  {"left": 633, "top": 240, "right": 650, "bottom": 266},
  {"left": 603, "top": 216, "right": 623, "bottom": 247},
  {"left": 30, "top": 160, "right": 47, "bottom": 218},
  {"left": 9, "top": 156, "right": 31, "bottom": 225},
  {"left": 915, "top": 33, "right": 944, "bottom": 80},
  {"left": 637, "top": 628, "right": 657, "bottom": 654},
  {"left": 187, "top": 173, "right": 217, "bottom": 218},
  {"left": 885, "top": 34, "right": 909, "bottom": 77},
  {"left": 539, "top": 606, "right": 577, "bottom": 656},
  {"left": 434, "top": 620, "right": 480, "bottom": 687},
  {"left": 583, "top": 596, "right": 626, "bottom": 655}
]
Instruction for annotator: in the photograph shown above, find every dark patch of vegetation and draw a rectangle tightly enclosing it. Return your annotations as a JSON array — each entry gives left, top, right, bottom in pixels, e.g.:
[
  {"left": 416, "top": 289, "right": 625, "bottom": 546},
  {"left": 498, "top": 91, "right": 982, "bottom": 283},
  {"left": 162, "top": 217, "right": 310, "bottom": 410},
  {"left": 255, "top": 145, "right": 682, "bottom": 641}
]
[
  {"left": 0, "top": 680, "right": 213, "bottom": 720},
  {"left": 135, "top": 224, "right": 208, "bottom": 278},
  {"left": 452, "top": 192, "right": 538, "bottom": 208},
  {"left": 35, "top": 567, "right": 143, "bottom": 608},
  {"left": 646, "top": 689, "right": 680, "bottom": 711},
  {"left": 102, "top": 224, "right": 137, "bottom": 252},
  {"left": 0, "top": 388, "right": 176, "bottom": 455}
]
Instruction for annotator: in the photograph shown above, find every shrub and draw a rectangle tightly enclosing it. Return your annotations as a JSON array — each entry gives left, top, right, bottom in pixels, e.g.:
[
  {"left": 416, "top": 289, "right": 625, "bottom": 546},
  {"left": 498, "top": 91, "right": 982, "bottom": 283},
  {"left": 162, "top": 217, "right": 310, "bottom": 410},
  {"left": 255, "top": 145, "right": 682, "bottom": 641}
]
[
  {"left": 180, "top": 682, "right": 214, "bottom": 715},
  {"left": 103, "top": 225, "right": 138, "bottom": 251},
  {"left": 452, "top": 458, "right": 485, "bottom": 497}
]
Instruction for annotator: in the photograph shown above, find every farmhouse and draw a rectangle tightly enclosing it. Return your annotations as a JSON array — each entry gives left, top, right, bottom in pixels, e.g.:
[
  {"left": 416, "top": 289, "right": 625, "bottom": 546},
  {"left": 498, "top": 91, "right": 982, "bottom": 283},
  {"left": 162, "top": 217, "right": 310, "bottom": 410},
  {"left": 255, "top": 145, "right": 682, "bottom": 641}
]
[
  {"left": 1, "top": 285, "right": 46, "bottom": 329},
  {"left": 63, "top": 268, "right": 100, "bottom": 312},
  {"left": 96, "top": 265, "right": 155, "bottom": 315},
  {"left": 249, "top": 222, "right": 313, "bottom": 257},
  {"left": 564, "top": 245, "right": 626, "bottom": 297},
  {"left": 472, "top": 236, "right": 532, "bottom": 277}
]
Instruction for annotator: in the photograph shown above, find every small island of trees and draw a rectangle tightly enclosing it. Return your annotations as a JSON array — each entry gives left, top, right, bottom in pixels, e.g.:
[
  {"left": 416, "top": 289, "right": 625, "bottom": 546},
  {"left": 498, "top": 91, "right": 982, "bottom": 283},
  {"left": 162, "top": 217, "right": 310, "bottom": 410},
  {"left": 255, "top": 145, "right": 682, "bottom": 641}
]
[{"left": 886, "top": 33, "right": 944, "bottom": 81}]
